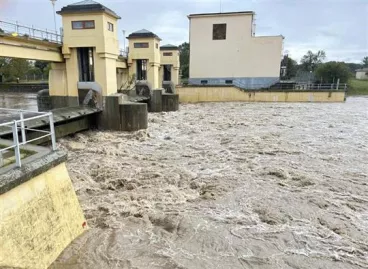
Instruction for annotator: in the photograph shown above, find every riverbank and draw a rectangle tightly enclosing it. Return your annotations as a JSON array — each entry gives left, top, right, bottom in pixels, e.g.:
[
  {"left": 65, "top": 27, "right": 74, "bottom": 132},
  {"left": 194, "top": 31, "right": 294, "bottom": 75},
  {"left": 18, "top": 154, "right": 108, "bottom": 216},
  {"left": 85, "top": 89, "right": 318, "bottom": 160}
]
[
  {"left": 347, "top": 79, "right": 368, "bottom": 95},
  {"left": 51, "top": 97, "right": 368, "bottom": 269}
]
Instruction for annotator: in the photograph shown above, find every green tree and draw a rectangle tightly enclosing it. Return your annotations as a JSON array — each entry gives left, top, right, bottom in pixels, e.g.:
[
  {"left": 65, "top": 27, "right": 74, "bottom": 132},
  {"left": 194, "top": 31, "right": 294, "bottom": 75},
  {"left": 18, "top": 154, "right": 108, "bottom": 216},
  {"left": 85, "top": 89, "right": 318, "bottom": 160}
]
[
  {"left": 362, "top": 56, "right": 368, "bottom": 67},
  {"left": 0, "top": 58, "right": 30, "bottom": 82},
  {"left": 281, "top": 55, "right": 298, "bottom": 79},
  {"left": 179, "top": 42, "right": 189, "bottom": 79},
  {"left": 315, "top": 61, "right": 351, "bottom": 83},
  {"left": 345, "top": 62, "right": 363, "bottom": 73},
  {"left": 300, "top": 50, "right": 326, "bottom": 71},
  {"left": 34, "top": 60, "right": 49, "bottom": 74}
]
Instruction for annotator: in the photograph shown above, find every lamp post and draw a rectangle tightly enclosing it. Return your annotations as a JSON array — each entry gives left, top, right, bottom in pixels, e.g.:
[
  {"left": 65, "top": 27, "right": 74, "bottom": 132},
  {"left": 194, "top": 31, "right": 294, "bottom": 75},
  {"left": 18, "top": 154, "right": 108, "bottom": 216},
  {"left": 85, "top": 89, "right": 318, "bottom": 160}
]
[
  {"left": 50, "top": 0, "right": 57, "bottom": 34},
  {"left": 122, "top": 30, "right": 126, "bottom": 55}
]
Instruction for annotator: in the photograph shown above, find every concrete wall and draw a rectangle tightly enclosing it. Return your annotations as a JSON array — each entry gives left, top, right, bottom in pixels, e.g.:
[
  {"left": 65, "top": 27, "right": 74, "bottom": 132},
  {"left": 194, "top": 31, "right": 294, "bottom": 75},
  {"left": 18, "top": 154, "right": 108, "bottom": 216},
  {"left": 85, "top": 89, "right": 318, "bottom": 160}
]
[
  {"left": 177, "top": 86, "right": 346, "bottom": 103},
  {"left": 0, "top": 163, "right": 86, "bottom": 269},
  {"left": 356, "top": 71, "right": 368, "bottom": 80},
  {"left": 159, "top": 49, "right": 180, "bottom": 86},
  {"left": 189, "top": 13, "right": 283, "bottom": 87}
]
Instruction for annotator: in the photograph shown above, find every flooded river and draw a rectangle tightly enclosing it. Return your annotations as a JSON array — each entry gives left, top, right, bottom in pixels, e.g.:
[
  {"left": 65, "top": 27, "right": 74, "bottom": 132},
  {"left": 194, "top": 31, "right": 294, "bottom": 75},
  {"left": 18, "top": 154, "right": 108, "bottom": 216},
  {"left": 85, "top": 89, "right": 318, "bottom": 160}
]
[{"left": 51, "top": 97, "right": 368, "bottom": 269}]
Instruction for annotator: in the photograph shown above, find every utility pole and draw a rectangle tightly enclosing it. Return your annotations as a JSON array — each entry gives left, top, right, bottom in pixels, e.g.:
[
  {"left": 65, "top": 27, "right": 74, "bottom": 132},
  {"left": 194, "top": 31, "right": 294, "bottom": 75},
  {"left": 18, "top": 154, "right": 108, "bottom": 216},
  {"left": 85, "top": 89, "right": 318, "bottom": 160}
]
[{"left": 50, "top": 0, "right": 57, "bottom": 34}]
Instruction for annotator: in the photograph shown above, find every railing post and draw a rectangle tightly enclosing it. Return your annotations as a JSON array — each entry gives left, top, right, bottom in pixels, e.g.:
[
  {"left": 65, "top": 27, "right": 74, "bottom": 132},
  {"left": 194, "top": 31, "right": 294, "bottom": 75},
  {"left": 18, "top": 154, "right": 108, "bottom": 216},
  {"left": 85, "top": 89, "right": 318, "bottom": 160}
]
[
  {"left": 49, "top": 113, "right": 57, "bottom": 151},
  {"left": 12, "top": 121, "right": 21, "bottom": 168},
  {"left": 19, "top": 112, "right": 26, "bottom": 143}
]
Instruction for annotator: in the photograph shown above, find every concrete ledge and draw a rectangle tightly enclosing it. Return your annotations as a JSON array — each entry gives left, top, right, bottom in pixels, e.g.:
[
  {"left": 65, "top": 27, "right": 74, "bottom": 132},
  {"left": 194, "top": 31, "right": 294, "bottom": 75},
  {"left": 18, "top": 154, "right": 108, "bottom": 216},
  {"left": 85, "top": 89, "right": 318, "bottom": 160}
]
[
  {"left": 0, "top": 150, "right": 67, "bottom": 195},
  {"left": 177, "top": 86, "right": 346, "bottom": 103}
]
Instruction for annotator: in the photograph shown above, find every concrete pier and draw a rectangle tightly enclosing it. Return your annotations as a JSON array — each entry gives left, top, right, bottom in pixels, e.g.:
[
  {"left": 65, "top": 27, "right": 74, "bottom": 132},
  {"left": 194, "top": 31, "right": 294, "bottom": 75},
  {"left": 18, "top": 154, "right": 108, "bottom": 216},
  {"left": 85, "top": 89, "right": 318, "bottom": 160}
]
[
  {"left": 120, "top": 102, "right": 148, "bottom": 131},
  {"left": 149, "top": 89, "right": 163, "bottom": 112},
  {"left": 162, "top": 93, "right": 179, "bottom": 111}
]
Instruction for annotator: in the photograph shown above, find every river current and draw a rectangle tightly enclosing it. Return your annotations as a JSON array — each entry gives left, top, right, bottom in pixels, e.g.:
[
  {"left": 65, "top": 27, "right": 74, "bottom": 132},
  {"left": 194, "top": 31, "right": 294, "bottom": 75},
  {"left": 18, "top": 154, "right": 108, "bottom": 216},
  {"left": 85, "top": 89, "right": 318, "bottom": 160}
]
[{"left": 51, "top": 97, "right": 368, "bottom": 269}]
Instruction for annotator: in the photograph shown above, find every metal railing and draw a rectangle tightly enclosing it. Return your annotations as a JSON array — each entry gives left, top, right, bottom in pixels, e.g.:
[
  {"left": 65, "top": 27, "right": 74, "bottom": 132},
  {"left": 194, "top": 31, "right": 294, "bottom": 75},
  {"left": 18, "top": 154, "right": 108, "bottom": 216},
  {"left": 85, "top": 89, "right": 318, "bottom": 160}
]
[
  {"left": 233, "top": 81, "right": 348, "bottom": 91},
  {"left": 0, "top": 108, "right": 56, "bottom": 168},
  {"left": 0, "top": 20, "right": 62, "bottom": 44}
]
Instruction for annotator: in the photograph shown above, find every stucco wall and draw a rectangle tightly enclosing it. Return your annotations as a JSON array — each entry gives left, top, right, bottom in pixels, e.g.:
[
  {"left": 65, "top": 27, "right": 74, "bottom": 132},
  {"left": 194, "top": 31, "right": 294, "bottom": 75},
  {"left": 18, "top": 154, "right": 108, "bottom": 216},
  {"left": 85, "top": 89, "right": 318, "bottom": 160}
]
[
  {"left": 356, "top": 71, "right": 368, "bottom": 80},
  {"left": 0, "top": 163, "right": 86, "bottom": 269},
  {"left": 62, "top": 13, "right": 119, "bottom": 55},
  {"left": 177, "top": 86, "right": 346, "bottom": 103},
  {"left": 189, "top": 13, "right": 283, "bottom": 87}
]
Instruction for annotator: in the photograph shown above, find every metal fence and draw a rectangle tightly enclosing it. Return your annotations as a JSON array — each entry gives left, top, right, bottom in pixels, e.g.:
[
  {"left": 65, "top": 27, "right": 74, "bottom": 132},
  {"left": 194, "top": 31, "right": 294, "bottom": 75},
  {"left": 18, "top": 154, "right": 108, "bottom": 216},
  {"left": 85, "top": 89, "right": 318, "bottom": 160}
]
[
  {"left": 0, "top": 108, "right": 56, "bottom": 168},
  {"left": 0, "top": 20, "right": 62, "bottom": 44}
]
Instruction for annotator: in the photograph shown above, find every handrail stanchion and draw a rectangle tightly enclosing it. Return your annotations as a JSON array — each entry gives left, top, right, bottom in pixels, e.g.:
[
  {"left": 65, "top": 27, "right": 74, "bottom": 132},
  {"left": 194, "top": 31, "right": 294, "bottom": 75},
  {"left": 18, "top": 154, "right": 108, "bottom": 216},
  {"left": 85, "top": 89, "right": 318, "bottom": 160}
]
[
  {"left": 20, "top": 112, "right": 26, "bottom": 143},
  {"left": 49, "top": 113, "right": 57, "bottom": 151},
  {"left": 12, "top": 121, "right": 21, "bottom": 168}
]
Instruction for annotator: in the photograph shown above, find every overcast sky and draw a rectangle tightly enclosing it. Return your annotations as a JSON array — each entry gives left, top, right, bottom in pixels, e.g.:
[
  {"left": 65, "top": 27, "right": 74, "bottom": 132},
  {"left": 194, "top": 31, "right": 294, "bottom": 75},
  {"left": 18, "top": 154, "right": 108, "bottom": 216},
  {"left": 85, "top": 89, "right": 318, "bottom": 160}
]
[{"left": 0, "top": 0, "right": 367, "bottom": 63}]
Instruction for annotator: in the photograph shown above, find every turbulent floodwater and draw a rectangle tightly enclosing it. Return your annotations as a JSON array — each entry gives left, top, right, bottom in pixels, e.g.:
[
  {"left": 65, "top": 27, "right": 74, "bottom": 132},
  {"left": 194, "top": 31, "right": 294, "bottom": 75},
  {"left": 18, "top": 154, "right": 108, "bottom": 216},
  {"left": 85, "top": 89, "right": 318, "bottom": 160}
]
[{"left": 51, "top": 97, "right": 368, "bottom": 269}]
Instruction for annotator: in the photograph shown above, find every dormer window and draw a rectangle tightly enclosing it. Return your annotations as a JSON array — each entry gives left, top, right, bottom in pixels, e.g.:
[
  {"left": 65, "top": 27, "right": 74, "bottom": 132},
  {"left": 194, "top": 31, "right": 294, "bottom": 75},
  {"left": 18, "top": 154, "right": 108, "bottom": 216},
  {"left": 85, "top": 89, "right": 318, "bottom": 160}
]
[{"left": 72, "top": 20, "right": 95, "bottom": 30}]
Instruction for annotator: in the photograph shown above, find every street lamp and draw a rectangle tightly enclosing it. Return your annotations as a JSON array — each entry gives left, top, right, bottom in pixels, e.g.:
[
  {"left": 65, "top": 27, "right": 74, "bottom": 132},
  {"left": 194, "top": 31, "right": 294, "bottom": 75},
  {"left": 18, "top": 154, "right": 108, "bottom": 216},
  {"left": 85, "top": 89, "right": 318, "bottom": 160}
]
[
  {"left": 122, "top": 30, "right": 126, "bottom": 55},
  {"left": 50, "top": 0, "right": 57, "bottom": 34}
]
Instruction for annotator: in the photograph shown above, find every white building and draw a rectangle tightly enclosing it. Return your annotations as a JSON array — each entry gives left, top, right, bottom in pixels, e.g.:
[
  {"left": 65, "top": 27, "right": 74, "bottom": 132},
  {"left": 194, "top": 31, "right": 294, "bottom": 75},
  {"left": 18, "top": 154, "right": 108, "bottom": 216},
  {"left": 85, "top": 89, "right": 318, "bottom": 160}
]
[
  {"left": 188, "top": 11, "right": 284, "bottom": 88},
  {"left": 356, "top": 68, "right": 368, "bottom": 80}
]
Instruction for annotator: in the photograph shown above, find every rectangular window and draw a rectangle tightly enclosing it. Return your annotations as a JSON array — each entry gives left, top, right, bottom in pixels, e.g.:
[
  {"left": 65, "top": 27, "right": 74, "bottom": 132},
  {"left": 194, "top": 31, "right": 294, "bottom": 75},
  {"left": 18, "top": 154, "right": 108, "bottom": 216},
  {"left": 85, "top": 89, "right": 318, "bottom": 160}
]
[
  {"left": 213, "top": 23, "right": 226, "bottom": 40},
  {"left": 108, "top": 22, "right": 114, "bottom": 32},
  {"left": 156, "top": 43, "right": 159, "bottom": 49},
  {"left": 201, "top": 80, "right": 208, "bottom": 85},
  {"left": 225, "top": 80, "right": 233, "bottom": 84},
  {"left": 72, "top": 20, "right": 95, "bottom": 29},
  {"left": 134, "top": 42, "right": 149, "bottom": 48},
  {"left": 137, "top": 59, "right": 148, "bottom": 80},
  {"left": 163, "top": 52, "right": 173, "bottom": 56}
]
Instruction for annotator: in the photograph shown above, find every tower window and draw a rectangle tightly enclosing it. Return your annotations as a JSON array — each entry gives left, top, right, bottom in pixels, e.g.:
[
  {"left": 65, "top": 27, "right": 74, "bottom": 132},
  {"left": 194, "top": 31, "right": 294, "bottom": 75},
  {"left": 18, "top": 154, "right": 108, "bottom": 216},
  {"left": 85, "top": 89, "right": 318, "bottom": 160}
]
[
  {"left": 72, "top": 20, "right": 95, "bottom": 29},
  {"left": 163, "top": 52, "right": 173, "bottom": 56},
  {"left": 134, "top": 42, "right": 149, "bottom": 48},
  {"left": 213, "top": 24, "right": 226, "bottom": 40},
  {"left": 108, "top": 22, "right": 114, "bottom": 32}
]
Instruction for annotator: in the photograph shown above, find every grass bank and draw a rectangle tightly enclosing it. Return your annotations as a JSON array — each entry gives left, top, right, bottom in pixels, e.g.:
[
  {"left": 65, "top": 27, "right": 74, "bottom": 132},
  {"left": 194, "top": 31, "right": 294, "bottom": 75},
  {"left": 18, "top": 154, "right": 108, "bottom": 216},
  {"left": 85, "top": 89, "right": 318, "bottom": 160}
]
[{"left": 348, "top": 79, "right": 368, "bottom": 96}]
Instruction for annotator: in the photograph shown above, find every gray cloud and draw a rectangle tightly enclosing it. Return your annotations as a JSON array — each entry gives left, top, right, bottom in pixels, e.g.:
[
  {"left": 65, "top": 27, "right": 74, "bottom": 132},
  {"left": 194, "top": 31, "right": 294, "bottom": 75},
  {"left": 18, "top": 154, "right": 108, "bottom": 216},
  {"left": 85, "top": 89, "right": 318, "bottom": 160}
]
[{"left": 1, "top": 0, "right": 367, "bottom": 63}]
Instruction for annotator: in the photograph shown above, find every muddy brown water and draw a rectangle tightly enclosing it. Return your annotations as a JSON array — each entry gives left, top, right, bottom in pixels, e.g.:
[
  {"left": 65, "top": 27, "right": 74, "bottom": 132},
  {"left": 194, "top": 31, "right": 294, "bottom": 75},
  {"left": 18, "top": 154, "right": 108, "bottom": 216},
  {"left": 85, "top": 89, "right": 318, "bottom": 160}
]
[{"left": 50, "top": 97, "right": 368, "bottom": 269}]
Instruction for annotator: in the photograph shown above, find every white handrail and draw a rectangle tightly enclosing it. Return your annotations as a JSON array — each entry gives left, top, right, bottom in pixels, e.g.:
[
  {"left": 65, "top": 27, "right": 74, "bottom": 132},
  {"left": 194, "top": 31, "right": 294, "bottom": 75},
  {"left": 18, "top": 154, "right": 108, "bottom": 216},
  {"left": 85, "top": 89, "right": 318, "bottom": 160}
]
[{"left": 0, "top": 108, "right": 56, "bottom": 168}]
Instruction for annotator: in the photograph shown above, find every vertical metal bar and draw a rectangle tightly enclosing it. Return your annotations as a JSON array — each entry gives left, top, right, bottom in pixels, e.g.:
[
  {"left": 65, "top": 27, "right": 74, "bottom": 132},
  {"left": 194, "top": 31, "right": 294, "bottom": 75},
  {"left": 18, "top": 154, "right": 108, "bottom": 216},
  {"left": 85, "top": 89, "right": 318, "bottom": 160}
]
[
  {"left": 49, "top": 113, "right": 57, "bottom": 151},
  {"left": 20, "top": 112, "right": 26, "bottom": 143},
  {"left": 12, "top": 121, "right": 21, "bottom": 167}
]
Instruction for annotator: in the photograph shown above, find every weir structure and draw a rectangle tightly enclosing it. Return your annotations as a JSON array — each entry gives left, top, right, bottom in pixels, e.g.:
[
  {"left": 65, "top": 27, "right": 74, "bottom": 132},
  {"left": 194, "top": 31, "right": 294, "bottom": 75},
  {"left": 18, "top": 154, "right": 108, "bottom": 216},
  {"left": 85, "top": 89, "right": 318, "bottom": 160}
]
[
  {"left": 0, "top": 0, "right": 180, "bottom": 113},
  {"left": 0, "top": 1, "right": 180, "bottom": 268}
]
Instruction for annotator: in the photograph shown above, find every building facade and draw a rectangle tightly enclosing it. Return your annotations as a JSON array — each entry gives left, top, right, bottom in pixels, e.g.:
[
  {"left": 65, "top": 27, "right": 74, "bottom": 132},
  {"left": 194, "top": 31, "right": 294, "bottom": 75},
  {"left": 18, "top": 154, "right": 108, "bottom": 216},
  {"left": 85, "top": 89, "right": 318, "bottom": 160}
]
[
  {"left": 188, "top": 12, "right": 283, "bottom": 89},
  {"left": 356, "top": 68, "right": 368, "bottom": 80}
]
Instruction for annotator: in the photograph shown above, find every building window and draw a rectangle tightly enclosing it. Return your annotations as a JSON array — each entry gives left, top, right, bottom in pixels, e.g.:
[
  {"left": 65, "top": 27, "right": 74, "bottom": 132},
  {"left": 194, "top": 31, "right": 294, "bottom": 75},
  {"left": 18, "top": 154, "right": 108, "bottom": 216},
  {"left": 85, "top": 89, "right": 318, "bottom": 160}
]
[
  {"left": 134, "top": 42, "right": 149, "bottom": 48},
  {"left": 156, "top": 43, "right": 159, "bottom": 49},
  {"left": 225, "top": 80, "right": 233, "bottom": 84},
  {"left": 163, "top": 52, "right": 173, "bottom": 56},
  {"left": 137, "top": 59, "right": 148, "bottom": 80},
  {"left": 213, "top": 24, "right": 226, "bottom": 40},
  {"left": 108, "top": 22, "right": 114, "bottom": 32},
  {"left": 72, "top": 20, "right": 95, "bottom": 29},
  {"left": 201, "top": 80, "right": 208, "bottom": 85}
]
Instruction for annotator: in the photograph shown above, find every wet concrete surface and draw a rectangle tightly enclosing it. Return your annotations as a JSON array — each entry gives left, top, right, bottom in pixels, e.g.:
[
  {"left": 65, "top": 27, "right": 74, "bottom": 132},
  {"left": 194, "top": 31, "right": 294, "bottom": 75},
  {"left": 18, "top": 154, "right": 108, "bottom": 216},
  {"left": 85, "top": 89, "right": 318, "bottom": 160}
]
[{"left": 51, "top": 97, "right": 368, "bottom": 269}]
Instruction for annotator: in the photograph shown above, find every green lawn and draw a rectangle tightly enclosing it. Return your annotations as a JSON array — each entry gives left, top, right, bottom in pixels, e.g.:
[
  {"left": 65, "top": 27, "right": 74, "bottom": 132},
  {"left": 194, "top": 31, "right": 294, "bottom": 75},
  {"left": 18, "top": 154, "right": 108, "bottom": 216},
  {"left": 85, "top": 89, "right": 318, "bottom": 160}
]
[{"left": 348, "top": 79, "right": 368, "bottom": 96}]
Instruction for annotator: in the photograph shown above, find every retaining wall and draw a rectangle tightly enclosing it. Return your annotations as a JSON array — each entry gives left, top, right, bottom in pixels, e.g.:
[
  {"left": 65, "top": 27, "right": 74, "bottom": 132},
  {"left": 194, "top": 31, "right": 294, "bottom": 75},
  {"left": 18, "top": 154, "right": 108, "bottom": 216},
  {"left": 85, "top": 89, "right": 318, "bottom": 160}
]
[
  {"left": 177, "top": 86, "right": 346, "bottom": 103},
  {"left": 0, "top": 151, "right": 86, "bottom": 269}
]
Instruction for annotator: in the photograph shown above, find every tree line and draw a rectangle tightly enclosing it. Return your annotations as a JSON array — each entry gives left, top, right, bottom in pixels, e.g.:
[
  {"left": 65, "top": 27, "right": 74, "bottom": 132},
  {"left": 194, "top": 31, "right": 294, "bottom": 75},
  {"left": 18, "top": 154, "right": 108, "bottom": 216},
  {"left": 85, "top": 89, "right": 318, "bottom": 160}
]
[{"left": 0, "top": 58, "right": 49, "bottom": 82}]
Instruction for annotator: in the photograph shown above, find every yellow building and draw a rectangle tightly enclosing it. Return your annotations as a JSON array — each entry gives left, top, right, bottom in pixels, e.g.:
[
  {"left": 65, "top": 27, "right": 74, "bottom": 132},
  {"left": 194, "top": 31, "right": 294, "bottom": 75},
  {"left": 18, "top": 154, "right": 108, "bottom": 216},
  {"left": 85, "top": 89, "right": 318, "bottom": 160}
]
[
  {"left": 126, "top": 29, "right": 162, "bottom": 89},
  {"left": 160, "top": 44, "right": 180, "bottom": 86},
  {"left": 188, "top": 11, "right": 284, "bottom": 89}
]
